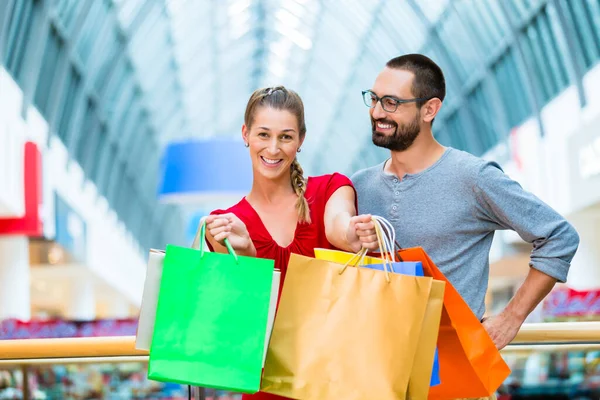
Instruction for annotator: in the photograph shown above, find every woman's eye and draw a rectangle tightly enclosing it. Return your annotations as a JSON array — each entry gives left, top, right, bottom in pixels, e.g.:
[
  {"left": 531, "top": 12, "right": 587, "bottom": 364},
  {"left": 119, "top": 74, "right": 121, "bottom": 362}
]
[
  {"left": 258, "top": 132, "right": 268, "bottom": 138},
  {"left": 281, "top": 135, "right": 292, "bottom": 140}
]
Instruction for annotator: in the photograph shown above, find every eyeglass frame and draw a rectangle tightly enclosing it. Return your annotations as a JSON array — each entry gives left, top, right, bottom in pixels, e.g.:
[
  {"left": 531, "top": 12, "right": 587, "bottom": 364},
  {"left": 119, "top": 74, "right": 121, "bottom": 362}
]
[{"left": 361, "top": 90, "right": 432, "bottom": 113}]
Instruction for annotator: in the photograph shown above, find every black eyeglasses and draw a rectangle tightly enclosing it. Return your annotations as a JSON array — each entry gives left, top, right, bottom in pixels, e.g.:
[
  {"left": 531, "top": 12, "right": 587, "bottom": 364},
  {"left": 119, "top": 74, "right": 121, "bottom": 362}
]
[{"left": 362, "top": 90, "right": 430, "bottom": 113}]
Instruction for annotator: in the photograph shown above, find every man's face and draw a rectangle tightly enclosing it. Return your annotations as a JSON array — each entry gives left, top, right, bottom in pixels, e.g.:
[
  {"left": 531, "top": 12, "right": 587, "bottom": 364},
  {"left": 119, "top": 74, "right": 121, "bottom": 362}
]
[{"left": 369, "top": 68, "right": 421, "bottom": 152}]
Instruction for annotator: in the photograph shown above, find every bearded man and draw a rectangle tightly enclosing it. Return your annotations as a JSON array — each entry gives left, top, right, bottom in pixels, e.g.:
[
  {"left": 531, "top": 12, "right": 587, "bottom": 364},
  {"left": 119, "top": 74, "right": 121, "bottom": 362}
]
[{"left": 350, "top": 54, "right": 579, "bottom": 362}]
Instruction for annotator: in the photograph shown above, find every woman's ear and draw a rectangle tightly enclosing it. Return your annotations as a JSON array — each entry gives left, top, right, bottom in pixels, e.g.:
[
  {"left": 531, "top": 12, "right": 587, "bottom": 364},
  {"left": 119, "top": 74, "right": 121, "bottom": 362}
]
[{"left": 242, "top": 124, "right": 249, "bottom": 144}]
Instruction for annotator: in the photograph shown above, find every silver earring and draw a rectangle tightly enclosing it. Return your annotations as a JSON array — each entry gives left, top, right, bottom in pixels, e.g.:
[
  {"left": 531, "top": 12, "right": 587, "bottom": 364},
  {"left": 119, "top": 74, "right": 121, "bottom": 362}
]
[
  {"left": 244, "top": 142, "right": 249, "bottom": 148},
  {"left": 297, "top": 148, "right": 301, "bottom": 153}
]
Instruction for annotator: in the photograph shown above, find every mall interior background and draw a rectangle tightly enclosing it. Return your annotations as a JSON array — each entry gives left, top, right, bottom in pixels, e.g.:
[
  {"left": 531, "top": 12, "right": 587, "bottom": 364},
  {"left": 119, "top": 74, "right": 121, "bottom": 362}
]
[{"left": 1, "top": 0, "right": 600, "bottom": 398}]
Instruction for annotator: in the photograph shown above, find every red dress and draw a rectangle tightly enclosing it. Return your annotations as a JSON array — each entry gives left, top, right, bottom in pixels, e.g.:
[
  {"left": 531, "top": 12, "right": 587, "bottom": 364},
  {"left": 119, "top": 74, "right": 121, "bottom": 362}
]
[{"left": 210, "top": 173, "right": 354, "bottom": 400}]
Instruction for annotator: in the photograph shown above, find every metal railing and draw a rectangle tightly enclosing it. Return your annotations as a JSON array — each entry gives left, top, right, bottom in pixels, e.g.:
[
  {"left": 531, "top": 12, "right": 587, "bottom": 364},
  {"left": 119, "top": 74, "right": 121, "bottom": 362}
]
[
  {"left": 1, "top": 321, "right": 599, "bottom": 365},
  {"left": 0, "top": 321, "right": 599, "bottom": 399}
]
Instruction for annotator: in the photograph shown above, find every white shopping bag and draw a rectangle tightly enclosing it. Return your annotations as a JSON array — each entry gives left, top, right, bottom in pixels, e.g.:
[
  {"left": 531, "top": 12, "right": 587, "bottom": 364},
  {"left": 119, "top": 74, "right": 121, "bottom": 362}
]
[
  {"left": 135, "top": 218, "right": 208, "bottom": 351},
  {"left": 263, "top": 270, "right": 281, "bottom": 366},
  {"left": 135, "top": 249, "right": 165, "bottom": 350}
]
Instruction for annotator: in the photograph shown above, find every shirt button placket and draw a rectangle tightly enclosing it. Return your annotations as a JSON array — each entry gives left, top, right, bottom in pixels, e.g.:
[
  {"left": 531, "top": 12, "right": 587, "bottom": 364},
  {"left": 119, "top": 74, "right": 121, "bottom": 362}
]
[
  {"left": 390, "top": 177, "right": 400, "bottom": 221},
  {"left": 391, "top": 178, "right": 400, "bottom": 219}
]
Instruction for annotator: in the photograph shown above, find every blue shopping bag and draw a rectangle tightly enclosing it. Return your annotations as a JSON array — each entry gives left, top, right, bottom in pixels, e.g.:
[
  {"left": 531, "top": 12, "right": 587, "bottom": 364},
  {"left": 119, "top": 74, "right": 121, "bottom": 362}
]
[{"left": 364, "top": 260, "right": 441, "bottom": 387}]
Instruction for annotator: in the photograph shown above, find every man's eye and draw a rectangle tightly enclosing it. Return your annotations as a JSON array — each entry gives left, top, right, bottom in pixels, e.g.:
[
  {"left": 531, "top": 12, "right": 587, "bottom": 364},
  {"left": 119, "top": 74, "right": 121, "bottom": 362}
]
[{"left": 383, "top": 98, "right": 398, "bottom": 108}]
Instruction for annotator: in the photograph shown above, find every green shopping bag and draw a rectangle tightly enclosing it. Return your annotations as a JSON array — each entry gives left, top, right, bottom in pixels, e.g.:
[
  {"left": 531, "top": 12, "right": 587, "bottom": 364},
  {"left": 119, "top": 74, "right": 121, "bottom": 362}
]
[{"left": 148, "top": 222, "right": 276, "bottom": 393}]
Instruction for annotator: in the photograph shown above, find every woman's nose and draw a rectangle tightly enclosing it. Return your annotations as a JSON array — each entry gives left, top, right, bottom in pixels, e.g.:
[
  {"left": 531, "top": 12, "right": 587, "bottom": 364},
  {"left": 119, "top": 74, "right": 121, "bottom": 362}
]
[{"left": 266, "top": 139, "right": 279, "bottom": 154}]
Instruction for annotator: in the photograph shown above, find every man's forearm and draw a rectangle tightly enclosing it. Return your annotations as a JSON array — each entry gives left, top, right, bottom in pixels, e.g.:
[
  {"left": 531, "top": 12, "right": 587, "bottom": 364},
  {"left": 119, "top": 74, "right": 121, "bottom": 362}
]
[{"left": 503, "top": 267, "right": 558, "bottom": 322}]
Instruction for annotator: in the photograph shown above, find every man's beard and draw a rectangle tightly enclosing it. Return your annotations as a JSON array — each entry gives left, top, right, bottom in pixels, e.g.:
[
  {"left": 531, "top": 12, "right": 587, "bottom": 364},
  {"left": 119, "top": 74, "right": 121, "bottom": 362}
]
[{"left": 371, "top": 115, "right": 420, "bottom": 151}]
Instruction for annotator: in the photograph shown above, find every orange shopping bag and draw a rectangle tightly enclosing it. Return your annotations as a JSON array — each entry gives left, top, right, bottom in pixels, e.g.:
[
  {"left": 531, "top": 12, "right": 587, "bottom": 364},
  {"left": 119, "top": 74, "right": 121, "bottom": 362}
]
[{"left": 395, "top": 247, "right": 511, "bottom": 399}]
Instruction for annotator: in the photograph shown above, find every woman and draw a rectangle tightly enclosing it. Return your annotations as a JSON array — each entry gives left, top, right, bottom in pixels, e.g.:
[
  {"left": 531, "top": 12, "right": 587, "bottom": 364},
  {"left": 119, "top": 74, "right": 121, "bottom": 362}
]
[{"left": 205, "top": 86, "right": 375, "bottom": 400}]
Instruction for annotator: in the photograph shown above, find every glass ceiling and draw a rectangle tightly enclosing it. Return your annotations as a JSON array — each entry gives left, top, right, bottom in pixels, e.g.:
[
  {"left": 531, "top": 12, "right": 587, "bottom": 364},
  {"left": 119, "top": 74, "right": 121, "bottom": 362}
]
[
  {"left": 7, "top": 0, "right": 588, "bottom": 250},
  {"left": 112, "top": 0, "right": 458, "bottom": 176}
]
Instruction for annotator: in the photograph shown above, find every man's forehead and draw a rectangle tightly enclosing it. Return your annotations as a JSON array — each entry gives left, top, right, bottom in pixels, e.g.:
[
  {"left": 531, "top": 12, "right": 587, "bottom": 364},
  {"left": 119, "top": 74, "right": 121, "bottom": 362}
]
[{"left": 372, "top": 68, "right": 414, "bottom": 95}]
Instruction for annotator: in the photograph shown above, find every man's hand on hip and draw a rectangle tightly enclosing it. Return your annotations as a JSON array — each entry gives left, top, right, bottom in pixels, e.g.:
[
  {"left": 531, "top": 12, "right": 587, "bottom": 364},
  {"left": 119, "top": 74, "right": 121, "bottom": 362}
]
[{"left": 482, "top": 311, "right": 523, "bottom": 350}]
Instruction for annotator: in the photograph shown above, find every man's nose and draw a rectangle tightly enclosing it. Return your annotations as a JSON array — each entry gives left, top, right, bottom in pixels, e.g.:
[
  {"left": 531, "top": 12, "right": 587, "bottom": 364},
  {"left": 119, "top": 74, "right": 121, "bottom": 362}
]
[{"left": 372, "top": 101, "right": 387, "bottom": 120}]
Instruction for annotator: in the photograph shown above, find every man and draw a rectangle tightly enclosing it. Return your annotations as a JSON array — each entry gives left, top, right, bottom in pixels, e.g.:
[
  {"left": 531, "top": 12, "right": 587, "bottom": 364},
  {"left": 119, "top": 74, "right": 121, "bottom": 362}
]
[{"left": 350, "top": 54, "right": 579, "bottom": 351}]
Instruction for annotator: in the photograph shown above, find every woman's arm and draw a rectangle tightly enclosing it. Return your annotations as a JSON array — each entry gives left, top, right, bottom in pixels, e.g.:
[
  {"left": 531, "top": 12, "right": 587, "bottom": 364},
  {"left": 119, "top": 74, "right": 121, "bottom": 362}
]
[{"left": 324, "top": 186, "right": 378, "bottom": 252}]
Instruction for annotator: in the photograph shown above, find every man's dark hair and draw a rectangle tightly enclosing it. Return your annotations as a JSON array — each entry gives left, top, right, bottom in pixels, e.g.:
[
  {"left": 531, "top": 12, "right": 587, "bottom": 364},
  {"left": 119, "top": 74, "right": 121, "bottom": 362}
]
[{"left": 386, "top": 54, "right": 446, "bottom": 108}]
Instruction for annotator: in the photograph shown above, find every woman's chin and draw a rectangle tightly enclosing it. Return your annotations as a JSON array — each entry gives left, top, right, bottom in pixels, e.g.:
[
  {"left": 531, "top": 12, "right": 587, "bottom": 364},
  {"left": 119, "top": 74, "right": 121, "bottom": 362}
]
[{"left": 255, "top": 163, "right": 289, "bottom": 180}]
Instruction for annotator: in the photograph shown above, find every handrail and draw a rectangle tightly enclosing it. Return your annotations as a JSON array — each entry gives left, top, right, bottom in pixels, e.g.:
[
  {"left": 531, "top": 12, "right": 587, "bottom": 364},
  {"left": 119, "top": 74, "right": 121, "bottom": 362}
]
[
  {"left": 0, "top": 321, "right": 598, "bottom": 362},
  {"left": 511, "top": 321, "right": 600, "bottom": 344},
  {"left": 0, "top": 356, "right": 148, "bottom": 366},
  {"left": 503, "top": 343, "right": 600, "bottom": 353},
  {"left": 0, "top": 336, "right": 147, "bottom": 360}
]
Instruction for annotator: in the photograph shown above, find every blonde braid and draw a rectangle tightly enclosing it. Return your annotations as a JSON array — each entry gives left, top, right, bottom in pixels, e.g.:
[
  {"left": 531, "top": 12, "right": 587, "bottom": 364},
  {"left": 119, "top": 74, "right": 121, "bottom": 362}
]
[{"left": 291, "top": 158, "right": 311, "bottom": 224}]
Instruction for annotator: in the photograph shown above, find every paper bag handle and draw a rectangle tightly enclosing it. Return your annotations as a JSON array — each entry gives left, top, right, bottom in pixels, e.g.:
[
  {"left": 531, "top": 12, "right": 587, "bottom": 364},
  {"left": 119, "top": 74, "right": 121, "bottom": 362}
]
[
  {"left": 338, "top": 248, "right": 391, "bottom": 282},
  {"left": 372, "top": 216, "right": 396, "bottom": 254},
  {"left": 373, "top": 217, "right": 395, "bottom": 273},
  {"left": 358, "top": 215, "right": 397, "bottom": 266},
  {"left": 369, "top": 216, "right": 406, "bottom": 261},
  {"left": 339, "top": 216, "right": 395, "bottom": 281},
  {"left": 191, "top": 217, "right": 238, "bottom": 262},
  {"left": 368, "top": 215, "right": 405, "bottom": 262}
]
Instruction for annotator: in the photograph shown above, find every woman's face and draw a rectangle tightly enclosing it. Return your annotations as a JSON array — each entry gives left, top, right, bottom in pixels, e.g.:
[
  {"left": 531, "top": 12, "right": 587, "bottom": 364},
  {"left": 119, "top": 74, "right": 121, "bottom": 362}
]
[{"left": 243, "top": 107, "right": 303, "bottom": 181}]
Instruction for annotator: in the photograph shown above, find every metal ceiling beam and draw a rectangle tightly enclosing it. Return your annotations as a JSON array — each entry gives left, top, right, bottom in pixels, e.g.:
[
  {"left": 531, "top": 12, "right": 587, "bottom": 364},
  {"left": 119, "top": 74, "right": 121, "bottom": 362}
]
[
  {"left": 81, "top": 0, "right": 183, "bottom": 249},
  {"left": 446, "top": 0, "right": 549, "bottom": 102},
  {"left": 297, "top": 0, "right": 325, "bottom": 94},
  {"left": 109, "top": 0, "right": 186, "bottom": 213},
  {"left": 447, "top": 0, "right": 511, "bottom": 142},
  {"left": 423, "top": 0, "right": 551, "bottom": 141},
  {"left": 405, "top": 0, "right": 486, "bottom": 154},
  {"left": 308, "top": 0, "right": 387, "bottom": 173},
  {"left": 550, "top": 0, "right": 587, "bottom": 107},
  {"left": 0, "top": 0, "right": 15, "bottom": 62},
  {"left": 17, "top": 0, "right": 53, "bottom": 119},
  {"left": 121, "top": 0, "right": 156, "bottom": 37},
  {"left": 496, "top": 0, "right": 546, "bottom": 137},
  {"left": 206, "top": 0, "right": 220, "bottom": 136},
  {"left": 251, "top": 0, "right": 267, "bottom": 88},
  {"left": 120, "top": 1, "right": 183, "bottom": 144},
  {"left": 167, "top": 0, "right": 207, "bottom": 36}
]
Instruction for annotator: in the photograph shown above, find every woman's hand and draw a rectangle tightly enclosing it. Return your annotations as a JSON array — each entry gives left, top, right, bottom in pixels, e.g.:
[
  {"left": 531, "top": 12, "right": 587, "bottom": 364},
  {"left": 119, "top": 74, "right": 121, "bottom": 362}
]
[
  {"left": 347, "top": 214, "right": 380, "bottom": 251},
  {"left": 205, "top": 213, "right": 256, "bottom": 257}
]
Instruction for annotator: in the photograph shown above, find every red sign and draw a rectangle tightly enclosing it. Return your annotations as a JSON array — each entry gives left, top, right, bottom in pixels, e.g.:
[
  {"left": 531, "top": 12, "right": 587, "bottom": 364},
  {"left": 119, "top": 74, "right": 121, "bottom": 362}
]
[
  {"left": 0, "top": 141, "right": 43, "bottom": 236},
  {"left": 543, "top": 287, "right": 600, "bottom": 320},
  {"left": 0, "top": 318, "right": 139, "bottom": 339}
]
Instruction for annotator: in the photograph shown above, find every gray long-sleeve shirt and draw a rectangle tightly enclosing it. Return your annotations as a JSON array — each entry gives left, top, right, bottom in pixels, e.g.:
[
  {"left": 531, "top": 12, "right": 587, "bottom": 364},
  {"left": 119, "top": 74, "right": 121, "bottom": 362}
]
[{"left": 351, "top": 147, "right": 580, "bottom": 319}]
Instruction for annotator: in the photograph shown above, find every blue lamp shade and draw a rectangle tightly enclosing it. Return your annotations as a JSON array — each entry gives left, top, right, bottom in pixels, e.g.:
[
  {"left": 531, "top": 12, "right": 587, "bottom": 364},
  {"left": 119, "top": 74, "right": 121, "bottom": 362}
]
[
  {"left": 157, "top": 139, "right": 253, "bottom": 205},
  {"left": 185, "top": 212, "right": 207, "bottom": 244}
]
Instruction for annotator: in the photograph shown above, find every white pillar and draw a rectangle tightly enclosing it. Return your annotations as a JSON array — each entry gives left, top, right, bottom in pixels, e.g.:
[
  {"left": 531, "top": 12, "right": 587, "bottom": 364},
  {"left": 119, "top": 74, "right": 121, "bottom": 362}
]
[
  {"left": 566, "top": 212, "right": 600, "bottom": 290},
  {"left": 107, "top": 298, "right": 131, "bottom": 319},
  {"left": 0, "top": 236, "right": 31, "bottom": 320},
  {"left": 64, "top": 279, "right": 96, "bottom": 320}
]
